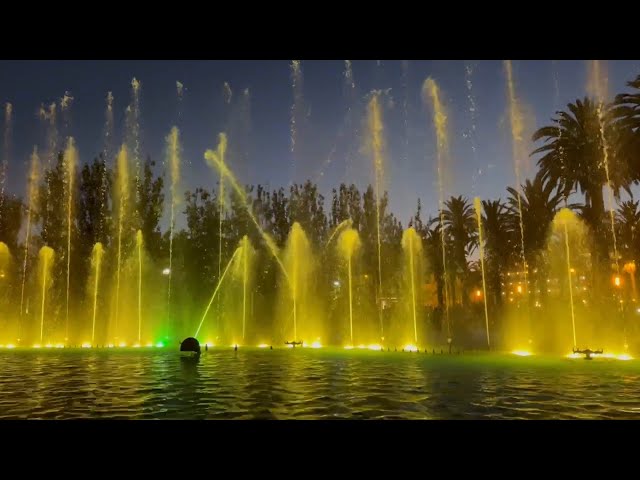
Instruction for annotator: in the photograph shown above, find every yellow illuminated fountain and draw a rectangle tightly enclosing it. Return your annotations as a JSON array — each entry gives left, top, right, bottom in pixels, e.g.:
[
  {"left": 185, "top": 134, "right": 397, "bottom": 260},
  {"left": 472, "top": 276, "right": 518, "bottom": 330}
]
[
  {"left": 337, "top": 227, "right": 361, "bottom": 346},
  {"left": 136, "top": 230, "right": 143, "bottom": 345},
  {"left": 398, "top": 227, "right": 424, "bottom": 347},
  {"left": 474, "top": 197, "right": 491, "bottom": 349},
  {"left": 20, "top": 148, "right": 39, "bottom": 318},
  {"left": 90, "top": 243, "right": 104, "bottom": 345},
  {"left": 38, "top": 246, "right": 55, "bottom": 345},
  {"left": 422, "top": 77, "right": 451, "bottom": 341},
  {"left": 114, "top": 145, "right": 129, "bottom": 341},
  {"left": 166, "top": 126, "right": 181, "bottom": 331},
  {"left": 63, "top": 138, "right": 78, "bottom": 340}
]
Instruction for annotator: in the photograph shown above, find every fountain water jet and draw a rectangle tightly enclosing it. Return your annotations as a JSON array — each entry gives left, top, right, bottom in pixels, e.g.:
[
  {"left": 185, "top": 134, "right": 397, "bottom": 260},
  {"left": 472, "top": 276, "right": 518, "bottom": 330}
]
[
  {"left": 38, "top": 246, "right": 54, "bottom": 344},
  {"left": 63, "top": 138, "right": 78, "bottom": 340},
  {"left": 422, "top": 77, "right": 452, "bottom": 341},
  {"left": 338, "top": 227, "right": 361, "bottom": 345},
  {"left": 366, "top": 92, "right": 386, "bottom": 341},
  {"left": 401, "top": 228, "right": 423, "bottom": 345},
  {"left": 504, "top": 60, "right": 531, "bottom": 342},
  {"left": 114, "top": 145, "right": 129, "bottom": 340},
  {"left": 91, "top": 243, "right": 104, "bottom": 344},
  {"left": 474, "top": 197, "right": 491, "bottom": 349},
  {"left": 136, "top": 230, "right": 143, "bottom": 344},
  {"left": 194, "top": 246, "right": 241, "bottom": 338},
  {"left": 166, "top": 127, "right": 181, "bottom": 336},
  {"left": 20, "top": 148, "right": 39, "bottom": 319},
  {"left": 205, "top": 134, "right": 289, "bottom": 282},
  {"left": 0, "top": 103, "right": 12, "bottom": 226}
]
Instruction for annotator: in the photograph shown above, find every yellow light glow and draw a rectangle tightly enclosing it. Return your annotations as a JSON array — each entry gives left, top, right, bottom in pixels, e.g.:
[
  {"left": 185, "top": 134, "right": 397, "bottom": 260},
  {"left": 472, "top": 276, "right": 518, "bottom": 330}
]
[
  {"left": 119, "top": 342, "right": 127, "bottom": 348},
  {"left": 107, "top": 344, "right": 114, "bottom": 348},
  {"left": 81, "top": 343, "right": 91, "bottom": 348},
  {"left": 145, "top": 343, "right": 152, "bottom": 347},
  {"left": 566, "top": 352, "right": 581, "bottom": 359},
  {"left": 45, "top": 344, "right": 53, "bottom": 348},
  {"left": 357, "top": 344, "right": 366, "bottom": 349},
  {"left": 403, "top": 345, "right": 418, "bottom": 352},
  {"left": 618, "top": 354, "right": 633, "bottom": 361},
  {"left": 286, "top": 344, "right": 294, "bottom": 348},
  {"left": 55, "top": 343, "right": 64, "bottom": 348},
  {"left": 33, "top": 344, "right": 41, "bottom": 349},
  {"left": 0, "top": 345, "right": 4, "bottom": 348},
  {"left": 368, "top": 344, "right": 382, "bottom": 351},
  {"left": 7, "top": 344, "right": 15, "bottom": 349},
  {"left": 516, "top": 285, "right": 523, "bottom": 294},
  {"left": 344, "top": 345, "right": 354, "bottom": 350},
  {"left": 475, "top": 289, "right": 482, "bottom": 298},
  {"left": 258, "top": 344, "right": 269, "bottom": 348},
  {"left": 614, "top": 275, "right": 622, "bottom": 287},
  {"left": 311, "top": 341, "right": 322, "bottom": 349},
  {"left": 133, "top": 343, "right": 140, "bottom": 348},
  {"left": 512, "top": 350, "right": 532, "bottom": 356}
]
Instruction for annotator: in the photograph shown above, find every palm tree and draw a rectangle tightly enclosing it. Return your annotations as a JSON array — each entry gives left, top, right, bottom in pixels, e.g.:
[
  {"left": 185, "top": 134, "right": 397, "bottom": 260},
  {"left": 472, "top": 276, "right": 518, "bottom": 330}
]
[
  {"left": 532, "top": 98, "right": 629, "bottom": 266},
  {"left": 442, "top": 195, "right": 477, "bottom": 305},
  {"left": 616, "top": 199, "right": 640, "bottom": 265},
  {"left": 481, "top": 199, "right": 514, "bottom": 308},
  {"left": 507, "top": 171, "right": 563, "bottom": 302},
  {"left": 610, "top": 75, "right": 640, "bottom": 182}
]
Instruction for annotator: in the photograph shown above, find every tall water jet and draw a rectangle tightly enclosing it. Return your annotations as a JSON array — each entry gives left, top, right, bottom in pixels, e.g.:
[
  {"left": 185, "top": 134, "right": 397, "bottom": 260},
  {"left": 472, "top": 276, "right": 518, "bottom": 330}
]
[
  {"left": 136, "top": 229, "right": 143, "bottom": 345},
  {"left": 556, "top": 209, "right": 577, "bottom": 348},
  {"left": 0, "top": 103, "right": 12, "bottom": 226},
  {"left": 422, "top": 77, "right": 451, "bottom": 340},
  {"left": 127, "top": 78, "right": 142, "bottom": 200},
  {"left": 100, "top": 92, "right": 114, "bottom": 239},
  {"left": 401, "top": 228, "right": 424, "bottom": 345},
  {"left": 39, "top": 102, "right": 57, "bottom": 240},
  {"left": 38, "top": 246, "right": 54, "bottom": 344},
  {"left": 114, "top": 145, "right": 129, "bottom": 339},
  {"left": 63, "top": 138, "right": 78, "bottom": 340},
  {"left": 504, "top": 60, "right": 530, "bottom": 340},
  {"left": 474, "top": 197, "right": 491, "bottom": 349},
  {"left": 166, "top": 127, "right": 181, "bottom": 334},
  {"left": 231, "top": 235, "right": 254, "bottom": 341},
  {"left": 366, "top": 92, "right": 385, "bottom": 340},
  {"left": 90, "top": 243, "right": 104, "bottom": 344},
  {"left": 279, "top": 223, "right": 318, "bottom": 343},
  {"left": 205, "top": 134, "right": 289, "bottom": 281},
  {"left": 194, "top": 246, "right": 241, "bottom": 339},
  {"left": 0, "top": 242, "right": 9, "bottom": 278},
  {"left": 290, "top": 60, "right": 303, "bottom": 180},
  {"left": 20, "top": 148, "right": 39, "bottom": 318},
  {"left": 588, "top": 60, "right": 619, "bottom": 275},
  {"left": 338, "top": 227, "right": 361, "bottom": 345}
]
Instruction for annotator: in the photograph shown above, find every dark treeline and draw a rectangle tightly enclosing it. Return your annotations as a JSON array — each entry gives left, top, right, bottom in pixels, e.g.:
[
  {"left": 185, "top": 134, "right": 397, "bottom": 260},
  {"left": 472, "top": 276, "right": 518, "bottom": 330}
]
[{"left": 1, "top": 74, "right": 640, "bottom": 348}]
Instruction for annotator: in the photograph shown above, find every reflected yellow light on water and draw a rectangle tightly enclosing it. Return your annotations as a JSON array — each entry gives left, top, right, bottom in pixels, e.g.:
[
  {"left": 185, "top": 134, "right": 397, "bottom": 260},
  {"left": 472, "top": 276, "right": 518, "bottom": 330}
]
[
  {"left": 133, "top": 343, "right": 140, "bottom": 348},
  {"left": 512, "top": 350, "right": 532, "bottom": 356},
  {"left": 286, "top": 344, "right": 294, "bottom": 348},
  {"left": 119, "top": 342, "right": 127, "bottom": 348},
  {"left": 368, "top": 344, "right": 382, "bottom": 351},
  {"left": 310, "top": 341, "right": 322, "bottom": 348},
  {"left": 33, "top": 344, "right": 41, "bottom": 349},
  {"left": 7, "top": 344, "right": 15, "bottom": 349},
  {"left": 55, "top": 343, "right": 64, "bottom": 348},
  {"left": 403, "top": 345, "right": 418, "bottom": 352},
  {"left": 45, "top": 344, "right": 53, "bottom": 348},
  {"left": 344, "top": 345, "right": 354, "bottom": 350},
  {"left": 81, "top": 343, "right": 91, "bottom": 348},
  {"left": 357, "top": 345, "right": 366, "bottom": 349},
  {"left": 258, "top": 344, "right": 269, "bottom": 348}
]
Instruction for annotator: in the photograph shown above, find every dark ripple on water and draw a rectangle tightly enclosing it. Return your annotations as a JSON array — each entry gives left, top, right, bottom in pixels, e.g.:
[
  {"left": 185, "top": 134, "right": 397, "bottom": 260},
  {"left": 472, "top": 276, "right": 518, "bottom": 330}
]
[{"left": 1, "top": 350, "right": 639, "bottom": 419}]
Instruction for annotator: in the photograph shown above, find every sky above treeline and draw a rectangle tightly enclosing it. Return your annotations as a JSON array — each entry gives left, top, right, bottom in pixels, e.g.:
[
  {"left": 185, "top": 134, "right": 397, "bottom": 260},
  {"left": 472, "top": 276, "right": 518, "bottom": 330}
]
[{"left": 1, "top": 60, "right": 639, "bottom": 228}]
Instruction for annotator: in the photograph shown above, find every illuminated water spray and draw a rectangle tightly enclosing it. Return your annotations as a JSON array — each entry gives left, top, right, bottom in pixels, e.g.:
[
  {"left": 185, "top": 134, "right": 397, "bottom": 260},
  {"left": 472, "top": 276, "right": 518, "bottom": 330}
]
[
  {"left": 0, "top": 103, "right": 12, "bottom": 226},
  {"left": 326, "top": 219, "right": 353, "bottom": 248},
  {"left": 290, "top": 60, "right": 303, "bottom": 179},
  {"left": 114, "top": 145, "right": 129, "bottom": 339},
  {"left": 166, "top": 127, "right": 181, "bottom": 331},
  {"left": 588, "top": 60, "right": 619, "bottom": 274},
  {"left": 504, "top": 60, "right": 530, "bottom": 333},
  {"left": 40, "top": 102, "right": 57, "bottom": 239},
  {"left": 63, "top": 138, "right": 78, "bottom": 339},
  {"left": 205, "top": 134, "right": 289, "bottom": 281},
  {"left": 91, "top": 243, "right": 104, "bottom": 344},
  {"left": 20, "top": 148, "right": 39, "bottom": 319},
  {"left": 557, "top": 209, "right": 577, "bottom": 348},
  {"left": 338, "top": 227, "right": 361, "bottom": 345},
  {"left": 402, "top": 228, "right": 422, "bottom": 344},
  {"left": 136, "top": 230, "right": 143, "bottom": 344},
  {"left": 422, "top": 77, "right": 451, "bottom": 339},
  {"left": 366, "top": 92, "right": 385, "bottom": 340},
  {"left": 38, "top": 246, "right": 54, "bottom": 344},
  {"left": 100, "top": 92, "right": 114, "bottom": 240},
  {"left": 474, "top": 197, "right": 491, "bottom": 349},
  {"left": 194, "top": 246, "right": 241, "bottom": 338}
]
